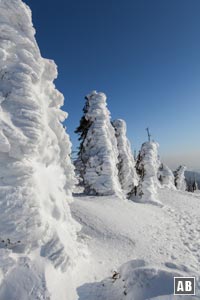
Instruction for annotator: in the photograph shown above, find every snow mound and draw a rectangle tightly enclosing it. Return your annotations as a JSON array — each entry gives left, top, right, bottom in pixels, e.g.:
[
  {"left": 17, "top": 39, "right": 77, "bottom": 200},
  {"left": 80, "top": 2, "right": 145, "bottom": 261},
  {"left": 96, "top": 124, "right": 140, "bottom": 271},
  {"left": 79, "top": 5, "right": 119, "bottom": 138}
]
[
  {"left": 112, "top": 119, "right": 138, "bottom": 196},
  {"left": 77, "top": 259, "right": 199, "bottom": 300},
  {"left": 0, "top": 251, "right": 50, "bottom": 300}
]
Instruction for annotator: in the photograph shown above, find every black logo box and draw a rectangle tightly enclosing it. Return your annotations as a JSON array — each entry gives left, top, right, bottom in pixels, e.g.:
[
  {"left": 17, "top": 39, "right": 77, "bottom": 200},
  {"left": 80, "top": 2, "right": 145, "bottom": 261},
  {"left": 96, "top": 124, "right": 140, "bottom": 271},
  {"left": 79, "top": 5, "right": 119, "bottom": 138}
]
[{"left": 174, "top": 277, "right": 195, "bottom": 295}]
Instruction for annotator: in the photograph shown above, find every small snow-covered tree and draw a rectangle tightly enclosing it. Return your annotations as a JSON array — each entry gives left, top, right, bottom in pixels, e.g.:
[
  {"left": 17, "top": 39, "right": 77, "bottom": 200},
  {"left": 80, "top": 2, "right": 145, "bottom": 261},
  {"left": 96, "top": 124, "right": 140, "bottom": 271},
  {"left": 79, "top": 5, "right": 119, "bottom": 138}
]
[
  {"left": 76, "top": 91, "right": 122, "bottom": 196},
  {"left": 192, "top": 179, "right": 198, "bottom": 191},
  {"left": 112, "top": 119, "right": 138, "bottom": 196},
  {"left": 158, "top": 163, "right": 175, "bottom": 189},
  {"left": 0, "top": 1, "right": 82, "bottom": 298},
  {"left": 174, "top": 165, "right": 187, "bottom": 191},
  {"left": 135, "top": 141, "right": 161, "bottom": 204}
]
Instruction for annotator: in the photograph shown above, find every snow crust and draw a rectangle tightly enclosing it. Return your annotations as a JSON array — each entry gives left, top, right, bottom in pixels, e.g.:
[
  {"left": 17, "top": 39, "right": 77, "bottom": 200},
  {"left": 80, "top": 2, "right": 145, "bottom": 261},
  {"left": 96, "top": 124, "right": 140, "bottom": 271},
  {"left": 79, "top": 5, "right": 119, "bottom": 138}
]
[
  {"left": 112, "top": 119, "right": 138, "bottom": 195},
  {"left": 80, "top": 91, "right": 122, "bottom": 196}
]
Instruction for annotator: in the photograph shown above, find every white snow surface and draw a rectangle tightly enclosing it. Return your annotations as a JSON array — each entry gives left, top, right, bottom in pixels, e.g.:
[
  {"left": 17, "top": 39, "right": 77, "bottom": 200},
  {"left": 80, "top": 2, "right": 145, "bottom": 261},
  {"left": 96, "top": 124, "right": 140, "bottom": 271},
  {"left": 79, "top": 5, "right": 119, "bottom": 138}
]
[
  {"left": 112, "top": 119, "right": 138, "bottom": 195},
  {"left": 0, "top": 1, "right": 84, "bottom": 299},
  {"left": 71, "top": 188, "right": 200, "bottom": 299},
  {"left": 81, "top": 91, "right": 122, "bottom": 196}
]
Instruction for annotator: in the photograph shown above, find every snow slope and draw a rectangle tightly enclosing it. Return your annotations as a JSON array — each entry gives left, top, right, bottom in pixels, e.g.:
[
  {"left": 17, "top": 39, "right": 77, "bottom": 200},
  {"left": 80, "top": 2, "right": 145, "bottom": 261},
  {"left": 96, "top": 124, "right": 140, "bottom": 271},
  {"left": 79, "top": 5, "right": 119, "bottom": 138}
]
[{"left": 71, "top": 188, "right": 200, "bottom": 299}]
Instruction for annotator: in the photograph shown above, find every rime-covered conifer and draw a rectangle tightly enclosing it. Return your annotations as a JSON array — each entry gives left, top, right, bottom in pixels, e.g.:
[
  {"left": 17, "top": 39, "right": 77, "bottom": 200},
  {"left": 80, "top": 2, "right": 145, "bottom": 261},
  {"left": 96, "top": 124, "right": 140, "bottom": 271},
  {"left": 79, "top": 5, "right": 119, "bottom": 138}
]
[
  {"left": 158, "top": 163, "right": 175, "bottom": 189},
  {"left": 174, "top": 165, "right": 187, "bottom": 191},
  {"left": 76, "top": 91, "right": 122, "bottom": 196},
  {"left": 0, "top": 1, "right": 81, "bottom": 298},
  {"left": 135, "top": 141, "right": 161, "bottom": 204},
  {"left": 112, "top": 119, "right": 138, "bottom": 196}
]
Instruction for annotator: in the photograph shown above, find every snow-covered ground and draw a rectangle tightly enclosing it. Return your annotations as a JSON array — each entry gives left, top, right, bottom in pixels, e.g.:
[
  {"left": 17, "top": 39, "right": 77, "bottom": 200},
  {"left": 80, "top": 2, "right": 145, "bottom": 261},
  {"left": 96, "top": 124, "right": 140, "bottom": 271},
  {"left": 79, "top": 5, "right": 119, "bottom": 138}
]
[{"left": 71, "top": 188, "right": 200, "bottom": 299}]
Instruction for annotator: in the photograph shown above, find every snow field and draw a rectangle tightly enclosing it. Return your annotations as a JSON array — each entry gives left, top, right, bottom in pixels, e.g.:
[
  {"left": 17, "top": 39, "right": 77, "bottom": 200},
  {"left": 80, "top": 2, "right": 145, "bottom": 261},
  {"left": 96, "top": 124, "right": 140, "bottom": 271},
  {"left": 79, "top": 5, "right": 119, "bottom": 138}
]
[{"left": 71, "top": 188, "right": 200, "bottom": 299}]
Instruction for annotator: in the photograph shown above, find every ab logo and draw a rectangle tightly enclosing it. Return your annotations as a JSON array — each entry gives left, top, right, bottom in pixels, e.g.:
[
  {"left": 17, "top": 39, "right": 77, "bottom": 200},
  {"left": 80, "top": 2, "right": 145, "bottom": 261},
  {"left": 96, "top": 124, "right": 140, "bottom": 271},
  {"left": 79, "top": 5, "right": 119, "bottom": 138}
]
[{"left": 174, "top": 277, "right": 195, "bottom": 295}]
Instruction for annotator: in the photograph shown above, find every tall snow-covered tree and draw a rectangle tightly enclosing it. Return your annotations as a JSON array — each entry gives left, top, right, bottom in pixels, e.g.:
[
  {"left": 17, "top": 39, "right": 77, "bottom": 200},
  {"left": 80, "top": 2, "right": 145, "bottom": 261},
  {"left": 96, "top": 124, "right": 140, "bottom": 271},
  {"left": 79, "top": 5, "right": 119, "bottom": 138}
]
[
  {"left": 0, "top": 1, "right": 82, "bottom": 298},
  {"left": 158, "top": 163, "right": 175, "bottom": 189},
  {"left": 112, "top": 119, "right": 138, "bottom": 196},
  {"left": 135, "top": 141, "right": 161, "bottom": 204},
  {"left": 75, "top": 91, "right": 122, "bottom": 196},
  {"left": 174, "top": 165, "right": 187, "bottom": 191},
  {"left": 74, "top": 96, "right": 91, "bottom": 181}
]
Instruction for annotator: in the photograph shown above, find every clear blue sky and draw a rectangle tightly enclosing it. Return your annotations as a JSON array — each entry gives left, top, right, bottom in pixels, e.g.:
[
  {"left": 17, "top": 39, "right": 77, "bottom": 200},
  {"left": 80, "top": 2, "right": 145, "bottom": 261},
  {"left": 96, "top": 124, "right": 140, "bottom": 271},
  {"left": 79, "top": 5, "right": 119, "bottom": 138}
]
[{"left": 24, "top": 0, "right": 200, "bottom": 170}]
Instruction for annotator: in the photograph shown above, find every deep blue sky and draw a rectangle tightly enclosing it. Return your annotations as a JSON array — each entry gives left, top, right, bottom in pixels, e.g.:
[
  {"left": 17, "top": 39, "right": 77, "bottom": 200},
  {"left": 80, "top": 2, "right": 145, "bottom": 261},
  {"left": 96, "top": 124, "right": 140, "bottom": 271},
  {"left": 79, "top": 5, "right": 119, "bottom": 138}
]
[{"left": 24, "top": 0, "right": 200, "bottom": 170}]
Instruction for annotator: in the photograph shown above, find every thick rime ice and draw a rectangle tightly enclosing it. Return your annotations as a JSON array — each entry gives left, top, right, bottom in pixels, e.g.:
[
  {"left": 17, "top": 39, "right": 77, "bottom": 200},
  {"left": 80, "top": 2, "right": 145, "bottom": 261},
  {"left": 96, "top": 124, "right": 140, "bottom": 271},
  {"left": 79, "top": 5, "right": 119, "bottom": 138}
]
[
  {"left": 135, "top": 141, "right": 161, "bottom": 204},
  {"left": 0, "top": 0, "right": 81, "bottom": 297},
  {"left": 158, "top": 163, "right": 175, "bottom": 189},
  {"left": 174, "top": 165, "right": 187, "bottom": 191},
  {"left": 76, "top": 91, "right": 122, "bottom": 196},
  {"left": 112, "top": 119, "right": 138, "bottom": 196}
]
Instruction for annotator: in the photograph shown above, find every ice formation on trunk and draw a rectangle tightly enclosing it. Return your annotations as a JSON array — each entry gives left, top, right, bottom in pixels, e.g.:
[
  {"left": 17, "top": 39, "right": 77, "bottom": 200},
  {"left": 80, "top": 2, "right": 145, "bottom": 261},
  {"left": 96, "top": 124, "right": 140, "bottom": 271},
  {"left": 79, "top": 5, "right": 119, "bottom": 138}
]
[
  {"left": 76, "top": 91, "right": 122, "bottom": 196},
  {"left": 0, "top": 1, "right": 81, "bottom": 298},
  {"left": 135, "top": 141, "right": 161, "bottom": 204},
  {"left": 158, "top": 163, "right": 175, "bottom": 189},
  {"left": 174, "top": 165, "right": 187, "bottom": 191},
  {"left": 112, "top": 119, "right": 138, "bottom": 196}
]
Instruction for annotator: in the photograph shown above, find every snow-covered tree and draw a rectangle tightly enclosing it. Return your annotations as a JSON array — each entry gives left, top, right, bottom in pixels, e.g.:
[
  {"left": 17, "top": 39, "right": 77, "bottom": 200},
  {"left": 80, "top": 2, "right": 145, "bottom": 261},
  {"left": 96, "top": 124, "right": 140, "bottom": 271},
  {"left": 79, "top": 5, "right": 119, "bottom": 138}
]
[
  {"left": 112, "top": 119, "right": 138, "bottom": 196},
  {"left": 0, "top": 1, "right": 82, "bottom": 298},
  {"left": 192, "top": 179, "right": 198, "bottom": 191},
  {"left": 174, "top": 165, "right": 187, "bottom": 191},
  {"left": 76, "top": 91, "right": 122, "bottom": 196},
  {"left": 135, "top": 141, "right": 161, "bottom": 204},
  {"left": 74, "top": 95, "right": 91, "bottom": 181},
  {"left": 158, "top": 163, "right": 175, "bottom": 189}
]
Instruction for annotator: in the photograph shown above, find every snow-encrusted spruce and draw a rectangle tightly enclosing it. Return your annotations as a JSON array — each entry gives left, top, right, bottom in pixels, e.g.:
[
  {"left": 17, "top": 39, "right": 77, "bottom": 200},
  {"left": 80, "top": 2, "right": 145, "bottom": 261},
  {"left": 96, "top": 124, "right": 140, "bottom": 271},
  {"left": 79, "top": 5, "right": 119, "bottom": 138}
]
[
  {"left": 75, "top": 91, "right": 122, "bottom": 196},
  {"left": 74, "top": 95, "right": 91, "bottom": 184},
  {"left": 112, "top": 119, "right": 138, "bottom": 196},
  {"left": 135, "top": 141, "right": 161, "bottom": 204},
  {"left": 158, "top": 163, "right": 175, "bottom": 189},
  {"left": 0, "top": 1, "right": 82, "bottom": 298},
  {"left": 174, "top": 165, "right": 187, "bottom": 191}
]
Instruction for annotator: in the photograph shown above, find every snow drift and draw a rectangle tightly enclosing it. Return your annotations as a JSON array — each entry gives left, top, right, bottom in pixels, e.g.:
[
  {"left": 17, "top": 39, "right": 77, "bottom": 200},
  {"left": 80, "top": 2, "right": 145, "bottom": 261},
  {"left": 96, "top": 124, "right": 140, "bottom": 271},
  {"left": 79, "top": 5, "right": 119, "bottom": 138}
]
[
  {"left": 77, "top": 259, "right": 200, "bottom": 300},
  {"left": 0, "top": 0, "right": 82, "bottom": 298}
]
